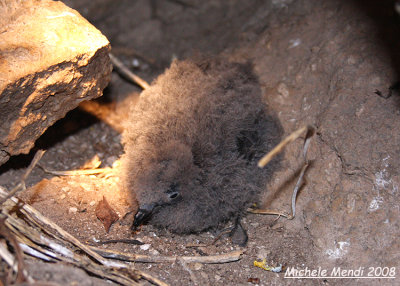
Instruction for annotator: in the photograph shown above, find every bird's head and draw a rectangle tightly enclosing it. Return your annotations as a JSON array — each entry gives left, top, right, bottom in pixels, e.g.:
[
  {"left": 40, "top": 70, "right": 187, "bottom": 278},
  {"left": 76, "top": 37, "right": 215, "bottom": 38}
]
[{"left": 129, "top": 140, "right": 198, "bottom": 230}]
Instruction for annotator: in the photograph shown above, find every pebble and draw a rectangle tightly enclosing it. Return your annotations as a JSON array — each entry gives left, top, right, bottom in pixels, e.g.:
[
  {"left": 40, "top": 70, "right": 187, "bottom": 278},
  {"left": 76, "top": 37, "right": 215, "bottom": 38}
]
[
  {"left": 277, "top": 82, "right": 289, "bottom": 97},
  {"left": 311, "top": 63, "right": 317, "bottom": 71},
  {"left": 132, "top": 58, "right": 140, "bottom": 68},
  {"left": 140, "top": 244, "right": 151, "bottom": 251},
  {"left": 89, "top": 201, "right": 96, "bottom": 206},
  {"left": 193, "top": 263, "right": 202, "bottom": 271},
  {"left": 61, "top": 187, "right": 70, "bottom": 192},
  {"left": 149, "top": 249, "right": 159, "bottom": 256},
  {"left": 69, "top": 207, "right": 78, "bottom": 214},
  {"left": 347, "top": 55, "right": 357, "bottom": 65},
  {"left": 140, "top": 236, "right": 151, "bottom": 243}
]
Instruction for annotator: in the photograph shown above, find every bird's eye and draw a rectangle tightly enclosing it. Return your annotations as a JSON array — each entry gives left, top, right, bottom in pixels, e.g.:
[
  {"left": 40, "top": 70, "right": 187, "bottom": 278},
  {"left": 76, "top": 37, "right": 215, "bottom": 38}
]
[
  {"left": 168, "top": 192, "right": 179, "bottom": 199},
  {"left": 166, "top": 184, "right": 180, "bottom": 200}
]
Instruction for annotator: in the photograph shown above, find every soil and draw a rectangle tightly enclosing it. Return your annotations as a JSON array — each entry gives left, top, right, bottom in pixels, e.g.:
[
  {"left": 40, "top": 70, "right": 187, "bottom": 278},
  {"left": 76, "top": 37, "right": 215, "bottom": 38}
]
[{"left": 1, "top": 0, "right": 400, "bottom": 285}]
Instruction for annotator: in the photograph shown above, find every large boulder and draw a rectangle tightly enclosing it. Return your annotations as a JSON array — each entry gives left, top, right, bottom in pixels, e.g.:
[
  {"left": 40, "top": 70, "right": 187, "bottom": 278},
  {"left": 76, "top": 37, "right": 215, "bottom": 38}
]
[{"left": 0, "top": 0, "right": 112, "bottom": 165}]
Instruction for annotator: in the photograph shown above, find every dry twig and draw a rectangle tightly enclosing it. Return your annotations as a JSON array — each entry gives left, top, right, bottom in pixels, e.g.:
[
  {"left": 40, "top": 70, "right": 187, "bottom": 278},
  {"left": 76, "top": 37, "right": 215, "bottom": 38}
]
[
  {"left": 110, "top": 53, "right": 150, "bottom": 90},
  {"left": 139, "top": 272, "right": 169, "bottom": 286},
  {"left": 0, "top": 150, "right": 46, "bottom": 284},
  {"left": 0, "top": 188, "right": 165, "bottom": 286},
  {"left": 90, "top": 245, "right": 244, "bottom": 264},
  {"left": 258, "top": 125, "right": 314, "bottom": 168},
  {"left": 0, "top": 150, "right": 45, "bottom": 206},
  {"left": 0, "top": 218, "right": 35, "bottom": 284},
  {"left": 37, "top": 165, "right": 114, "bottom": 176},
  {"left": 251, "top": 125, "right": 316, "bottom": 219},
  {"left": 0, "top": 186, "right": 243, "bottom": 285}
]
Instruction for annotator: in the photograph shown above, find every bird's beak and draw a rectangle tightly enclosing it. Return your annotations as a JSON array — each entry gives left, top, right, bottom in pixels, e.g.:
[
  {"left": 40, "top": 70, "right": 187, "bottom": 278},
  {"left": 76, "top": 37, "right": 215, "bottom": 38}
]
[{"left": 132, "top": 203, "right": 157, "bottom": 230}]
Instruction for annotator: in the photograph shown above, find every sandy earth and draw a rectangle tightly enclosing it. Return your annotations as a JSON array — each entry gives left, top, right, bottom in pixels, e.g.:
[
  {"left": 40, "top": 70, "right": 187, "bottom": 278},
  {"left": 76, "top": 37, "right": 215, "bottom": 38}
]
[{"left": 1, "top": 0, "right": 399, "bottom": 285}]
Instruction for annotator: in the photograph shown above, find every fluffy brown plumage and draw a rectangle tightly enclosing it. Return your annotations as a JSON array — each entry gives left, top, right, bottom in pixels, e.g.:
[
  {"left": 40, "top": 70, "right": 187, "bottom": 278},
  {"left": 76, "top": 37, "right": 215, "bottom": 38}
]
[{"left": 121, "top": 58, "right": 281, "bottom": 236}]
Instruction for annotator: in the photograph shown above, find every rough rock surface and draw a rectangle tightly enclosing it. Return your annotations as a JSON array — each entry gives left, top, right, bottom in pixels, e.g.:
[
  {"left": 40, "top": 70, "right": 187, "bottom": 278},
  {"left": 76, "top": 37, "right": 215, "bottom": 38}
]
[{"left": 0, "top": 0, "right": 112, "bottom": 166}]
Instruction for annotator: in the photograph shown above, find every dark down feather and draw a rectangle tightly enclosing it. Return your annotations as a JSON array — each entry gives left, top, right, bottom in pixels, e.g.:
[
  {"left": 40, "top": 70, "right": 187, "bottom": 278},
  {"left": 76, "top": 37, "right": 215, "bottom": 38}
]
[{"left": 121, "top": 58, "right": 282, "bottom": 235}]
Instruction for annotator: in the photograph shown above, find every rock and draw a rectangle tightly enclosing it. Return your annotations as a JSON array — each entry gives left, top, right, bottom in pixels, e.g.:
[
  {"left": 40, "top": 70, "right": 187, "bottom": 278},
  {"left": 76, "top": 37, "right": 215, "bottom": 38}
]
[
  {"left": 140, "top": 244, "right": 151, "bottom": 251},
  {"left": 277, "top": 82, "right": 289, "bottom": 97},
  {"left": 0, "top": 0, "right": 112, "bottom": 166},
  {"left": 149, "top": 249, "right": 159, "bottom": 256}
]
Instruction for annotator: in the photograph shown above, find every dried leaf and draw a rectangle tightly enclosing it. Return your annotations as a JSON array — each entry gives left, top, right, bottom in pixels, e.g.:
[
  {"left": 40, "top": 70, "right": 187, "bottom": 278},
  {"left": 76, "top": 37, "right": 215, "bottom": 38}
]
[{"left": 95, "top": 196, "right": 119, "bottom": 232}]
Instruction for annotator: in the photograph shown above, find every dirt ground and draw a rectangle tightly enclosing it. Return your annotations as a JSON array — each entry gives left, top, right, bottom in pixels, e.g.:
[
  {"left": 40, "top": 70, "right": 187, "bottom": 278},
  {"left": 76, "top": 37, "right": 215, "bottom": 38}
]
[{"left": 1, "top": 0, "right": 400, "bottom": 285}]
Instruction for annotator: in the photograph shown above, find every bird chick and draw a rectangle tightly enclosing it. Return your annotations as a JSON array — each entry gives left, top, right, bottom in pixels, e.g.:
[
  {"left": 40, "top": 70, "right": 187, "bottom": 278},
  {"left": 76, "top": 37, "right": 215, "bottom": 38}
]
[{"left": 121, "top": 58, "right": 281, "bottom": 243}]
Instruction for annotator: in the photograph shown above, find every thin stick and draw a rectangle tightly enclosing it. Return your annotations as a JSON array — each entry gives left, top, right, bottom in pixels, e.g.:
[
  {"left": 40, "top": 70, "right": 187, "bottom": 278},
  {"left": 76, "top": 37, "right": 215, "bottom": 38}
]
[
  {"left": 19, "top": 242, "right": 56, "bottom": 262},
  {"left": 248, "top": 209, "right": 291, "bottom": 218},
  {"left": 88, "top": 238, "right": 144, "bottom": 246},
  {"left": 258, "top": 125, "right": 315, "bottom": 168},
  {"left": 139, "top": 271, "right": 170, "bottom": 286},
  {"left": 254, "top": 125, "right": 316, "bottom": 219},
  {"left": 0, "top": 217, "right": 28, "bottom": 283},
  {"left": 0, "top": 150, "right": 45, "bottom": 206},
  {"left": 90, "top": 246, "right": 244, "bottom": 264},
  {"left": 110, "top": 53, "right": 150, "bottom": 90},
  {"left": 0, "top": 242, "right": 34, "bottom": 283},
  {"left": 0, "top": 242, "right": 17, "bottom": 271},
  {"left": 21, "top": 150, "right": 46, "bottom": 182},
  {"left": 38, "top": 165, "right": 113, "bottom": 176},
  {"left": 290, "top": 166, "right": 309, "bottom": 218},
  {"left": 249, "top": 163, "right": 309, "bottom": 219},
  {"left": 5, "top": 195, "right": 106, "bottom": 264},
  {"left": 0, "top": 189, "right": 152, "bottom": 285}
]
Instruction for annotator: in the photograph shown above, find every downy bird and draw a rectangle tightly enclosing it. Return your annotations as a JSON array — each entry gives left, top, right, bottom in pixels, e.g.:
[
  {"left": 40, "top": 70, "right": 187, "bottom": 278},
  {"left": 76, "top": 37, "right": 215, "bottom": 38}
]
[{"left": 121, "top": 58, "right": 281, "bottom": 245}]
